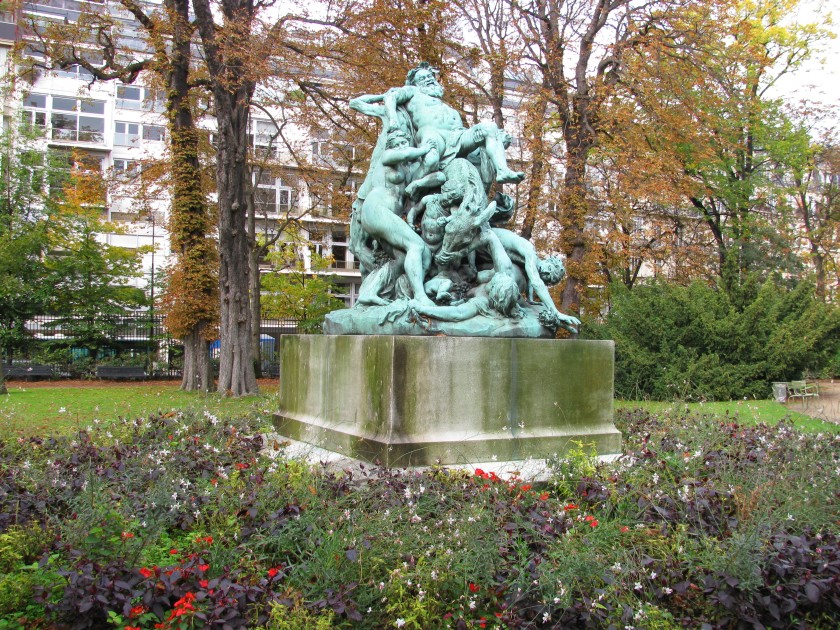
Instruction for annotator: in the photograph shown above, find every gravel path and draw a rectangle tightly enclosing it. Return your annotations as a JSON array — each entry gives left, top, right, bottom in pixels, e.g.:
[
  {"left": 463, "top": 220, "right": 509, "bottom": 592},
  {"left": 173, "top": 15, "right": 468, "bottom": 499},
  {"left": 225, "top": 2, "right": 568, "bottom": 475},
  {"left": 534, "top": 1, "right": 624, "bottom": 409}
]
[{"left": 784, "top": 380, "right": 840, "bottom": 425}]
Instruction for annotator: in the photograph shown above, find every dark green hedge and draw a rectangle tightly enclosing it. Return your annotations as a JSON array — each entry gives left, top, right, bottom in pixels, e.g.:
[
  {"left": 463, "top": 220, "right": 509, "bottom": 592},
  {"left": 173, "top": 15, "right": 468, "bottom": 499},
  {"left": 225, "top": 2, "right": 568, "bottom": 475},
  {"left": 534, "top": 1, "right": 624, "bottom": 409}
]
[{"left": 583, "top": 279, "right": 840, "bottom": 401}]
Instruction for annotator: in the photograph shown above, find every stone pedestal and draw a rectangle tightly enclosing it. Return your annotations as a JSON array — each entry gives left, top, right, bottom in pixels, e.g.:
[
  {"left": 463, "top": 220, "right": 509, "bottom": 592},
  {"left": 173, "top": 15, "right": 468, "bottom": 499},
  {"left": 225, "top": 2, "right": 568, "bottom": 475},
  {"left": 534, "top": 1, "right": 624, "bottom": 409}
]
[{"left": 274, "top": 335, "right": 621, "bottom": 467}]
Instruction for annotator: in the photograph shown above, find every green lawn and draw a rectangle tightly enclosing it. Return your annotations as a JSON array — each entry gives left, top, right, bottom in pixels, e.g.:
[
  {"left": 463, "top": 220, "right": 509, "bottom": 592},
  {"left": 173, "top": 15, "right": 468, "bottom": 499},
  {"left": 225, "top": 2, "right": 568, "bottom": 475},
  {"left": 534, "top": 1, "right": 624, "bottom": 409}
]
[
  {"left": 0, "top": 382, "right": 279, "bottom": 435},
  {"left": 2, "top": 382, "right": 835, "bottom": 436},
  {"left": 617, "top": 398, "right": 839, "bottom": 433}
]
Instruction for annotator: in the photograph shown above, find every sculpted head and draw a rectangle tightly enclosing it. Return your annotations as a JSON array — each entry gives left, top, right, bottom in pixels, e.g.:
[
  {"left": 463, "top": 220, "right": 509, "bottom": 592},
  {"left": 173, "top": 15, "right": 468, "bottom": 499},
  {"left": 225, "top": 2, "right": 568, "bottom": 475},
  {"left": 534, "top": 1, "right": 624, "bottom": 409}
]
[
  {"left": 385, "top": 128, "right": 410, "bottom": 149},
  {"left": 538, "top": 256, "right": 565, "bottom": 286},
  {"left": 406, "top": 62, "right": 444, "bottom": 99},
  {"left": 487, "top": 272, "right": 520, "bottom": 317}
]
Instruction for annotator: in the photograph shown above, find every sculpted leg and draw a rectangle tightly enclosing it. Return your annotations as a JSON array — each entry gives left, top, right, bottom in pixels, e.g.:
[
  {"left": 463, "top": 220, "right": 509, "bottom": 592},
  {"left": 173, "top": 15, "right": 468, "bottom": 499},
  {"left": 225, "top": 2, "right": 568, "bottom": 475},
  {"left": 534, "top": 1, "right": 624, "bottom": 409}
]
[{"left": 462, "top": 123, "right": 524, "bottom": 184}]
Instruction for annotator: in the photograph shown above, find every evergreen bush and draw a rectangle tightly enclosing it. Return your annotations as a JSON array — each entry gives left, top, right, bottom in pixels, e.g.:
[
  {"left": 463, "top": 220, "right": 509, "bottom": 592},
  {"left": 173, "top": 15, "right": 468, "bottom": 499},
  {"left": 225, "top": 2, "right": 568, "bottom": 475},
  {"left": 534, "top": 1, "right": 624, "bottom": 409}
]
[{"left": 584, "top": 279, "right": 840, "bottom": 400}]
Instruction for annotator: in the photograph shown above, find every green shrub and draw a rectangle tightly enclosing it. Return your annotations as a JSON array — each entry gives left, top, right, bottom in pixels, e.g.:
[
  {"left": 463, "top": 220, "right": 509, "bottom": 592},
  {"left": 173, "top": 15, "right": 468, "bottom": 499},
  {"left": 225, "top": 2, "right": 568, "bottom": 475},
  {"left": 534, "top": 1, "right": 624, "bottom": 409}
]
[
  {"left": 584, "top": 279, "right": 840, "bottom": 400},
  {"left": 0, "top": 524, "right": 51, "bottom": 572}
]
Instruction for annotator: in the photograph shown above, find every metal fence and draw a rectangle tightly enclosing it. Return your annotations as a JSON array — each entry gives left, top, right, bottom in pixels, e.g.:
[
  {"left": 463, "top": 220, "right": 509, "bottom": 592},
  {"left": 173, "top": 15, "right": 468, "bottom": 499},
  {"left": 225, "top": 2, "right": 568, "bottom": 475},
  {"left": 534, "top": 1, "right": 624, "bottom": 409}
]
[{"left": 2, "top": 314, "right": 299, "bottom": 380}]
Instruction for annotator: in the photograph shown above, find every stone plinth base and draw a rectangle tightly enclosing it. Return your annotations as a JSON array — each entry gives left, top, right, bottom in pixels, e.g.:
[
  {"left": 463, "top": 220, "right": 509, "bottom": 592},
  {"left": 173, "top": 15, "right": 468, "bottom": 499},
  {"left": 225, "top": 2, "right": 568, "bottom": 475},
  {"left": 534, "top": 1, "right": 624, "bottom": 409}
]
[{"left": 274, "top": 335, "right": 620, "bottom": 467}]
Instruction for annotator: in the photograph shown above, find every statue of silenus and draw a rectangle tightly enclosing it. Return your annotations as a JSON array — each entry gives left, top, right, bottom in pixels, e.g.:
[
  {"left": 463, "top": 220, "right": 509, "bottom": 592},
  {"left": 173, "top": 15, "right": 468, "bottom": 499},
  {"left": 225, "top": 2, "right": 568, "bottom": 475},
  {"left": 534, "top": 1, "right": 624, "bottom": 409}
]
[{"left": 323, "top": 62, "right": 581, "bottom": 338}]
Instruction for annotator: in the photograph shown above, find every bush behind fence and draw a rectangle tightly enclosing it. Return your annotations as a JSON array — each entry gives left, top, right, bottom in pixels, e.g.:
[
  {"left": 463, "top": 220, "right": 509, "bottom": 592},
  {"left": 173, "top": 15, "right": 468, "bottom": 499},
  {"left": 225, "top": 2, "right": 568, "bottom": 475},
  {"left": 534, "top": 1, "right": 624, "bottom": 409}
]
[{"left": 2, "top": 314, "right": 299, "bottom": 379}]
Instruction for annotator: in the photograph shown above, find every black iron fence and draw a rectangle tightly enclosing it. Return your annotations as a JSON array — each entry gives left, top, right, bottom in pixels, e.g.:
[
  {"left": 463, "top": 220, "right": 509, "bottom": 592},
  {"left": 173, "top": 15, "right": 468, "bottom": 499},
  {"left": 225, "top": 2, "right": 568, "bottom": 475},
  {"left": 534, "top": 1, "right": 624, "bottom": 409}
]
[{"left": 2, "top": 314, "right": 299, "bottom": 380}]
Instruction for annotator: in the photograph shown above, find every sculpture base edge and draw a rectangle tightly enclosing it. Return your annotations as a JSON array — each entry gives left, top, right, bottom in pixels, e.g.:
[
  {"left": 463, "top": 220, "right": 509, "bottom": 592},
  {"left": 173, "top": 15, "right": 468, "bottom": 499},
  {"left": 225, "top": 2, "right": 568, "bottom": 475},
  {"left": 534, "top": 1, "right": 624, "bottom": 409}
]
[{"left": 274, "top": 335, "right": 621, "bottom": 467}]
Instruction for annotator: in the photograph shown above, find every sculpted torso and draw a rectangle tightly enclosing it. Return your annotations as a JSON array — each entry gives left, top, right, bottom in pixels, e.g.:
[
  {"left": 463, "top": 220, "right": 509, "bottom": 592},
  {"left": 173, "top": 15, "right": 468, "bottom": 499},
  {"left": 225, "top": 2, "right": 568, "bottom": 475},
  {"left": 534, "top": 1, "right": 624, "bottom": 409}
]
[{"left": 403, "top": 90, "right": 464, "bottom": 134}]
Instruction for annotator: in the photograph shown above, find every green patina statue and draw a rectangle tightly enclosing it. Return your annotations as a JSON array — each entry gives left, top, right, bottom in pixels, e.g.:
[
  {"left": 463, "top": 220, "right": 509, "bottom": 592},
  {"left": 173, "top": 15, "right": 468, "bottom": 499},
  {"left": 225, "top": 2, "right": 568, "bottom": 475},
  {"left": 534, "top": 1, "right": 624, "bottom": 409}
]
[{"left": 325, "top": 62, "right": 580, "bottom": 337}]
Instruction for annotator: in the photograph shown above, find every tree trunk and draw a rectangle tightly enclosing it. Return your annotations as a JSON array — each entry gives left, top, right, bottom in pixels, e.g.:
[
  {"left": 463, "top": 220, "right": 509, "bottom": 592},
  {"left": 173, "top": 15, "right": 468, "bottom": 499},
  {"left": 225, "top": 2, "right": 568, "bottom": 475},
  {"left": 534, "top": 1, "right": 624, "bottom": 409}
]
[
  {"left": 192, "top": 0, "right": 259, "bottom": 396},
  {"left": 0, "top": 352, "right": 6, "bottom": 395},
  {"left": 249, "top": 243, "right": 262, "bottom": 378},
  {"left": 519, "top": 91, "right": 549, "bottom": 240},
  {"left": 181, "top": 324, "right": 212, "bottom": 390},
  {"left": 215, "top": 97, "right": 258, "bottom": 396},
  {"left": 167, "top": 0, "right": 217, "bottom": 392},
  {"left": 559, "top": 148, "right": 589, "bottom": 320}
]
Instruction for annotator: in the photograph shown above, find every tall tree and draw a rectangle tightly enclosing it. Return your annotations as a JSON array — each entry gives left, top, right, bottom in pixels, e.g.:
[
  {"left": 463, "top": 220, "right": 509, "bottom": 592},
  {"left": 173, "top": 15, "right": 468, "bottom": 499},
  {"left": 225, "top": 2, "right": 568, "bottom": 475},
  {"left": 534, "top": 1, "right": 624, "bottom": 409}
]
[
  {"left": 787, "top": 133, "right": 840, "bottom": 300},
  {"left": 191, "top": 0, "right": 265, "bottom": 396},
  {"left": 0, "top": 125, "right": 51, "bottom": 394},
  {"left": 620, "top": 0, "right": 825, "bottom": 297},
  {"left": 29, "top": 0, "right": 220, "bottom": 391},
  {"left": 511, "top": 0, "right": 666, "bottom": 318},
  {"left": 44, "top": 159, "right": 148, "bottom": 359}
]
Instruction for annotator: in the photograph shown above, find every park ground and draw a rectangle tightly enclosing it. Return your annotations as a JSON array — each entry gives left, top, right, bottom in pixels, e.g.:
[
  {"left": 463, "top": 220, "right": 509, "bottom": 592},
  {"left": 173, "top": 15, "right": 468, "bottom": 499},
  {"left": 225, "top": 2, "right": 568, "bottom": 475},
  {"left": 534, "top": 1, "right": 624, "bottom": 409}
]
[{"left": 1, "top": 376, "right": 838, "bottom": 628}]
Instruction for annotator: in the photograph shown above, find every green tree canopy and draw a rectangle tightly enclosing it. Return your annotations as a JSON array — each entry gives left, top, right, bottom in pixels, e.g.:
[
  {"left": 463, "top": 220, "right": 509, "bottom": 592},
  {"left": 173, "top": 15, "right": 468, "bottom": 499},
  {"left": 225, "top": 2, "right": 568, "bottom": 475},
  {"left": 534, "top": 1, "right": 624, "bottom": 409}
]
[{"left": 261, "top": 244, "right": 344, "bottom": 334}]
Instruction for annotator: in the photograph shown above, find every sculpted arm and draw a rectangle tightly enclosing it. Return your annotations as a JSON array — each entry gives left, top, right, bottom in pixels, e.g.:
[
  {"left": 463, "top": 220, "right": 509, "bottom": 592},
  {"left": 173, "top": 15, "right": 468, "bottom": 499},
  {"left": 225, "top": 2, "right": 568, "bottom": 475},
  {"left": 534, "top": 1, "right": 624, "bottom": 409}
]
[
  {"left": 349, "top": 94, "right": 387, "bottom": 118},
  {"left": 410, "top": 298, "right": 479, "bottom": 322},
  {"left": 383, "top": 86, "right": 415, "bottom": 130},
  {"left": 381, "top": 144, "right": 431, "bottom": 166}
]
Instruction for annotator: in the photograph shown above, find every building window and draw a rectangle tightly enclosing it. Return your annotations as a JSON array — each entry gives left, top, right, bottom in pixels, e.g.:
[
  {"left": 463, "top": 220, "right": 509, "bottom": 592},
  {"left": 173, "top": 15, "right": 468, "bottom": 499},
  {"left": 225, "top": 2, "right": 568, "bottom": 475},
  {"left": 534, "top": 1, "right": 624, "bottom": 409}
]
[
  {"left": 113, "top": 158, "right": 141, "bottom": 177},
  {"left": 21, "top": 93, "right": 47, "bottom": 130},
  {"left": 47, "top": 97, "right": 106, "bottom": 143},
  {"left": 116, "top": 85, "right": 143, "bottom": 110},
  {"left": 254, "top": 173, "right": 293, "bottom": 217},
  {"left": 114, "top": 121, "right": 140, "bottom": 146},
  {"left": 142, "top": 125, "right": 165, "bottom": 142},
  {"left": 331, "top": 231, "right": 348, "bottom": 269},
  {"left": 54, "top": 64, "right": 95, "bottom": 81}
]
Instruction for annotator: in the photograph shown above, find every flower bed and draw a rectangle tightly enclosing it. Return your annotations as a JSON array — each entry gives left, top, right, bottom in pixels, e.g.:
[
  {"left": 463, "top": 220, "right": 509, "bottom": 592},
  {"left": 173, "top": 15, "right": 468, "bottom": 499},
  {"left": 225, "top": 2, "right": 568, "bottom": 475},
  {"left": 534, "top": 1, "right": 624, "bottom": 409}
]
[{"left": 0, "top": 408, "right": 838, "bottom": 628}]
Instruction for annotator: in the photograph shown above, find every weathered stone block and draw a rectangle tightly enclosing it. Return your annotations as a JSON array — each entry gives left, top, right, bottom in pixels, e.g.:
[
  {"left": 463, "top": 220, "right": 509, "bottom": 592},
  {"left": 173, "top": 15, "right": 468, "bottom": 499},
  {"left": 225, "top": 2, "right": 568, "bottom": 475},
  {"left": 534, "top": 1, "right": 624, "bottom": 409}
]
[{"left": 274, "top": 335, "right": 620, "bottom": 467}]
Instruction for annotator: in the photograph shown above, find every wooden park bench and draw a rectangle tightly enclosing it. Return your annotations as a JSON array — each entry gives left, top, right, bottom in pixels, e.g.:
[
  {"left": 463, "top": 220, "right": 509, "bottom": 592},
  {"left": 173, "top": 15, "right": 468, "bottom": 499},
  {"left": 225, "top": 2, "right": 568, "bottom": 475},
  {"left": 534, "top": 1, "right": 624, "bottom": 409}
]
[
  {"left": 3, "top": 364, "right": 54, "bottom": 380},
  {"left": 95, "top": 366, "right": 147, "bottom": 380},
  {"left": 787, "top": 380, "right": 819, "bottom": 401}
]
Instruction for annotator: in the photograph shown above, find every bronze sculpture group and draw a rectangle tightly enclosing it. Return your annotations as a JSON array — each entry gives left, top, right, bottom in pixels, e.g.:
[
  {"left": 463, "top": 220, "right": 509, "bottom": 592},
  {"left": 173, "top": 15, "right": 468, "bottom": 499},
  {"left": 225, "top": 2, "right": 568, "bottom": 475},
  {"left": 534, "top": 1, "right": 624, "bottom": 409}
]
[{"left": 326, "top": 62, "right": 581, "bottom": 338}]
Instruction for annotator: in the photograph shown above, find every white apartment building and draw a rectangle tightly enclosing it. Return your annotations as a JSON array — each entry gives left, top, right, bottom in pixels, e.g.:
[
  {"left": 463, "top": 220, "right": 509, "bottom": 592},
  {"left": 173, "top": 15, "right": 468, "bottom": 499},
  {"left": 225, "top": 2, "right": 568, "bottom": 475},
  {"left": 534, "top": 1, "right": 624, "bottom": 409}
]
[{"left": 2, "top": 0, "right": 363, "bottom": 308}]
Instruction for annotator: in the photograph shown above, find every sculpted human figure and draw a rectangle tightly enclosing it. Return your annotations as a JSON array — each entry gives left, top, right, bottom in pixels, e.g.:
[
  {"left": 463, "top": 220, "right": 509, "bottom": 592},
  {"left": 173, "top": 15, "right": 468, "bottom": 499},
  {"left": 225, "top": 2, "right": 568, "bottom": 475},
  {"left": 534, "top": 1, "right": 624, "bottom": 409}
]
[
  {"left": 357, "top": 127, "right": 435, "bottom": 306},
  {"left": 411, "top": 271, "right": 522, "bottom": 323},
  {"left": 490, "top": 228, "right": 581, "bottom": 333},
  {"left": 380, "top": 62, "right": 524, "bottom": 199}
]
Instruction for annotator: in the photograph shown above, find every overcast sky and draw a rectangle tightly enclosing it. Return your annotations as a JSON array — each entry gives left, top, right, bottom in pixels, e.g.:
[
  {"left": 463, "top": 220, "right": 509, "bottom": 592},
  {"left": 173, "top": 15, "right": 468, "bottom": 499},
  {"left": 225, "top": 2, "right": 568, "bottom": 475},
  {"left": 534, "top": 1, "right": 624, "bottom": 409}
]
[{"left": 768, "top": 0, "right": 838, "bottom": 131}]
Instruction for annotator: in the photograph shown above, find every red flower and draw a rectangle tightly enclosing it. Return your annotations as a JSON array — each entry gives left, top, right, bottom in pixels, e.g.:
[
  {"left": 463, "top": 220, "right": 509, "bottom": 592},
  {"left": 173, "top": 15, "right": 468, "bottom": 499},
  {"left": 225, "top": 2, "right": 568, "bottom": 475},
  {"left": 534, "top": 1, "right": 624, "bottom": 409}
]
[
  {"left": 198, "top": 564, "right": 209, "bottom": 572},
  {"left": 539, "top": 492, "right": 550, "bottom": 501},
  {"left": 584, "top": 515, "right": 595, "bottom": 522},
  {"left": 589, "top": 520, "right": 599, "bottom": 527},
  {"left": 129, "top": 605, "right": 145, "bottom": 618},
  {"left": 125, "top": 626, "right": 141, "bottom": 630},
  {"left": 121, "top": 531, "right": 135, "bottom": 540},
  {"left": 479, "top": 619, "right": 487, "bottom": 628},
  {"left": 468, "top": 583, "right": 480, "bottom": 593},
  {"left": 169, "top": 549, "right": 178, "bottom": 555},
  {"left": 564, "top": 503, "right": 578, "bottom": 511},
  {"left": 139, "top": 567, "right": 155, "bottom": 579},
  {"left": 199, "top": 579, "right": 209, "bottom": 588},
  {"left": 268, "top": 567, "right": 280, "bottom": 578},
  {"left": 520, "top": 484, "right": 532, "bottom": 492},
  {"left": 235, "top": 462, "right": 249, "bottom": 470},
  {"left": 620, "top": 526, "right": 630, "bottom": 533}
]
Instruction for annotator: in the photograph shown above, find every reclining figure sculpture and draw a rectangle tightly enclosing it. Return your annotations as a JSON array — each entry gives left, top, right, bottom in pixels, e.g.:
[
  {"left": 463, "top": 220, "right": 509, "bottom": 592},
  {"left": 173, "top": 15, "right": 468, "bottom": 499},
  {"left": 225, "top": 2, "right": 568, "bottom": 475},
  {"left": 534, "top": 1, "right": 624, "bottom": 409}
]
[{"left": 325, "top": 62, "right": 580, "bottom": 338}]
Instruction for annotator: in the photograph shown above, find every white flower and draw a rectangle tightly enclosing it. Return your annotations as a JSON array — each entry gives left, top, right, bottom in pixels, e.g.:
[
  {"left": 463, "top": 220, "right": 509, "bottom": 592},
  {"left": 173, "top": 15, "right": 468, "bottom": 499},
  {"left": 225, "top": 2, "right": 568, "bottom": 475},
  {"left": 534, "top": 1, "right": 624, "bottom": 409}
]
[
  {"left": 663, "top": 587, "right": 673, "bottom": 595},
  {"left": 650, "top": 571, "right": 657, "bottom": 580},
  {"left": 634, "top": 582, "right": 643, "bottom": 591},
  {"left": 395, "top": 619, "right": 406, "bottom": 628},
  {"left": 543, "top": 612, "right": 550, "bottom": 623}
]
